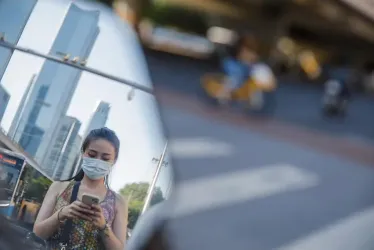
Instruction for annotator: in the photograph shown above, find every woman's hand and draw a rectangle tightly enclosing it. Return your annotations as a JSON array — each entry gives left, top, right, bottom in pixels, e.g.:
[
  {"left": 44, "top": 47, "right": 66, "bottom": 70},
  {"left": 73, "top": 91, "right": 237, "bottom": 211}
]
[
  {"left": 60, "top": 201, "right": 94, "bottom": 221},
  {"left": 90, "top": 204, "right": 106, "bottom": 230}
]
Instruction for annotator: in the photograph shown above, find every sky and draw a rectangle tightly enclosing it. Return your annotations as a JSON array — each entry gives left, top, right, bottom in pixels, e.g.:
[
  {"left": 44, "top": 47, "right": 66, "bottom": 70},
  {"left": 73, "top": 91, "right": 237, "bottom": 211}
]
[{"left": 0, "top": 0, "right": 172, "bottom": 196}]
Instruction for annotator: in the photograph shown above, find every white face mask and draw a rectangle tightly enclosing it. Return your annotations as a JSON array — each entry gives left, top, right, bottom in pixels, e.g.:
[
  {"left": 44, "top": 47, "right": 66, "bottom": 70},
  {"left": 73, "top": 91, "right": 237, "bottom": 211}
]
[{"left": 81, "top": 156, "right": 112, "bottom": 180}]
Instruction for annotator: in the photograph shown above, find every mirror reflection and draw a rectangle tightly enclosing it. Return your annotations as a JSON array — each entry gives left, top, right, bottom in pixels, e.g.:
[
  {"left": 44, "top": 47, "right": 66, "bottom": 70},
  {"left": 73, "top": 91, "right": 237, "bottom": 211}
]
[{"left": 0, "top": 0, "right": 172, "bottom": 248}]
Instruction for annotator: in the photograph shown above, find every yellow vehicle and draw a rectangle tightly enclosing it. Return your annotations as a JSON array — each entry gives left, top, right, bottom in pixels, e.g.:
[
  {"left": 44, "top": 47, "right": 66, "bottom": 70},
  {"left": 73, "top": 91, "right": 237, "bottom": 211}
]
[{"left": 200, "top": 69, "right": 277, "bottom": 114}]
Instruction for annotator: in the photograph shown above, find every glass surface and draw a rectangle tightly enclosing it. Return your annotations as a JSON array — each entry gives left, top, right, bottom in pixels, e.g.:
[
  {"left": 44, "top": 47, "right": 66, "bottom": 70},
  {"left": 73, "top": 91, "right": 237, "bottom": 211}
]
[{"left": 0, "top": 0, "right": 173, "bottom": 237}]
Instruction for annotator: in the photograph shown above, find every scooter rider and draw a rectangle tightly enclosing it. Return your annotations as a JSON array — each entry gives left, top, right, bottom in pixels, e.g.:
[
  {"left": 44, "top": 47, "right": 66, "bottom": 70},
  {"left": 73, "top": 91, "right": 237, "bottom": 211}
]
[
  {"left": 217, "top": 35, "right": 258, "bottom": 104},
  {"left": 326, "top": 66, "right": 352, "bottom": 102},
  {"left": 323, "top": 66, "right": 352, "bottom": 115}
]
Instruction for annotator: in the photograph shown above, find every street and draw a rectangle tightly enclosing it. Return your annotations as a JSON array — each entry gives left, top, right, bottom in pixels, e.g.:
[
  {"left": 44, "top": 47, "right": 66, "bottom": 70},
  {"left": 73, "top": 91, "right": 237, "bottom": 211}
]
[
  {"left": 160, "top": 104, "right": 374, "bottom": 250},
  {"left": 146, "top": 50, "right": 374, "bottom": 249},
  {"left": 146, "top": 49, "right": 374, "bottom": 144}
]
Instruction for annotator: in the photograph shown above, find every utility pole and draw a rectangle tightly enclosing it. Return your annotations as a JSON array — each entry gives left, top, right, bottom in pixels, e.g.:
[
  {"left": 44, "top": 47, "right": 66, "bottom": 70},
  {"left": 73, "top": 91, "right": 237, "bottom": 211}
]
[
  {"left": 141, "top": 141, "right": 168, "bottom": 215},
  {"left": 165, "top": 177, "right": 173, "bottom": 198}
]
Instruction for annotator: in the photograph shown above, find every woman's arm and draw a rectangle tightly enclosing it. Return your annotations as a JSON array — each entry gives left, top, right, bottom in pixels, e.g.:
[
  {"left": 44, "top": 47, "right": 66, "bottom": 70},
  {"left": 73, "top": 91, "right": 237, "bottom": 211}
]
[
  {"left": 33, "top": 181, "right": 66, "bottom": 239},
  {"left": 101, "top": 194, "right": 128, "bottom": 250}
]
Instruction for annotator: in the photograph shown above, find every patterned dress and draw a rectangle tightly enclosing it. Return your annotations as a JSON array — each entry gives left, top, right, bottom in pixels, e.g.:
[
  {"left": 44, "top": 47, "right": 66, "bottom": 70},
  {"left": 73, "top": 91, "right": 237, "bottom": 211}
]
[{"left": 47, "top": 181, "right": 116, "bottom": 250}]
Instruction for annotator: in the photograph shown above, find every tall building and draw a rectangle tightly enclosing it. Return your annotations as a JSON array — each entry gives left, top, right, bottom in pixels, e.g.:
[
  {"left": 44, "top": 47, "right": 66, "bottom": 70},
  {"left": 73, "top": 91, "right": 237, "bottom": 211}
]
[
  {"left": 83, "top": 101, "right": 111, "bottom": 139},
  {"left": 0, "top": 84, "right": 10, "bottom": 123},
  {"left": 9, "top": 3, "right": 100, "bottom": 167},
  {"left": 72, "top": 101, "right": 110, "bottom": 175},
  {"left": 0, "top": 0, "right": 37, "bottom": 81},
  {"left": 63, "top": 135, "right": 82, "bottom": 180},
  {"left": 8, "top": 74, "right": 37, "bottom": 139},
  {"left": 44, "top": 116, "right": 81, "bottom": 179}
]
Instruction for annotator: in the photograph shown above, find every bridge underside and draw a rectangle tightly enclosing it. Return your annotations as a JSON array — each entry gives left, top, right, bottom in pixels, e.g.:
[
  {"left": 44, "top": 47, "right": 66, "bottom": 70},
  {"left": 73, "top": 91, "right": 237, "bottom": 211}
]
[{"left": 125, "top": 0, "right": 374, "bottom": 64}]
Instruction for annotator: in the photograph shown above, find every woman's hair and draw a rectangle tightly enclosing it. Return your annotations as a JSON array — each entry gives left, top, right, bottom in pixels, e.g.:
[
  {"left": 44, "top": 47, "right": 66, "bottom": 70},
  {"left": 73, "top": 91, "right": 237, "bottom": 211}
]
[{"left": 64, "top": 127, "right": 120, "bottom": 183}]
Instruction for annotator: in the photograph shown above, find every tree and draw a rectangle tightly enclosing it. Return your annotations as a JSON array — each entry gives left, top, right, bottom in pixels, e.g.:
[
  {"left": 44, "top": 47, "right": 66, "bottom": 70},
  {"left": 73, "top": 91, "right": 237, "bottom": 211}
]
[
  {"left": 119, "top": 182, "right": 164, "bottom": 229},
  {"left": 24, "top": 176, "right": 52, "bottom": 203}
]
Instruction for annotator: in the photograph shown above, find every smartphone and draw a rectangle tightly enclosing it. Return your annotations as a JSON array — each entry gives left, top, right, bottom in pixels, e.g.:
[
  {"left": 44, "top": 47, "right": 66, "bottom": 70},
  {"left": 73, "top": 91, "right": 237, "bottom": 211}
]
[{"left": 82, "top": 193, "right": 100, "bottom": 206}]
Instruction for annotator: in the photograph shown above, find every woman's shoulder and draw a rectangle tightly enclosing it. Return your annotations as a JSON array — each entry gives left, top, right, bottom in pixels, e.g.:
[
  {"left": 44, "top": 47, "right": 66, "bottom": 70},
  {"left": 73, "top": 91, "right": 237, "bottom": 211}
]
[
  {"left": 50, "top": 181, "right": 73, "bottom": 196},
  {"left": 54, "top": 180, "right": 73, "bottom": 189},
  {"left": 111, "top": 191, "right": 127, "bottom": 209}
]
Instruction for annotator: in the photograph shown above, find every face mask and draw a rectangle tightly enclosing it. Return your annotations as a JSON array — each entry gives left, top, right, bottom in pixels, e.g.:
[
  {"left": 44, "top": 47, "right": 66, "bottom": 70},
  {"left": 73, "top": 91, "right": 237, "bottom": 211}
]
[{"left": 81, "top": 156, "right": 112, "bottom": 180}]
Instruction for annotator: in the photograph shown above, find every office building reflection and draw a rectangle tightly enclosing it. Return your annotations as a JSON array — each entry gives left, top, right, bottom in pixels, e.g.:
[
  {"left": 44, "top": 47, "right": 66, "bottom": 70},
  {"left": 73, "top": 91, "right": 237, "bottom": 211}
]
[
  {"left": 67, "top": 135, "right": 82, "bottom": 179},
  {"left": 0, "top": 0, "right": 37, "bottom": 81},
  {"left": 45, "top": 116, "right": 81, "bottom": 179},
  {"left": 8, "top": 3, "right": 100, "bottom": 174},
  {"left": 83, "top": 101, "right": 111, "bottom": 140},
  {"left": 0, "top": 84, "right": 10, "bottom": 123}
]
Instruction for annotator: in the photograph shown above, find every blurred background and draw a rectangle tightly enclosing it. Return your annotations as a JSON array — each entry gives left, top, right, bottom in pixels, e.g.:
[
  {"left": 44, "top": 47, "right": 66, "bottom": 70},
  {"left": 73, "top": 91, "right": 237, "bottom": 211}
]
[
  {"left": 116, "top": 0, "right": 374, "bottom": 138},
  {"left": 0, "top": 0, "right": 374, "bottom": 249},
  {"left": 112, "top": 0, "right": 374, "bottom": 249}
]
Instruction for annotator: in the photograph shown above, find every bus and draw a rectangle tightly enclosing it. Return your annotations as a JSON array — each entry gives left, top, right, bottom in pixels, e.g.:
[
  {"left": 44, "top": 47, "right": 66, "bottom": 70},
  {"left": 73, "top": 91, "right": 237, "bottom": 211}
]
[{"left": 0, "top": 147, "right": 52, "bottom": 229}]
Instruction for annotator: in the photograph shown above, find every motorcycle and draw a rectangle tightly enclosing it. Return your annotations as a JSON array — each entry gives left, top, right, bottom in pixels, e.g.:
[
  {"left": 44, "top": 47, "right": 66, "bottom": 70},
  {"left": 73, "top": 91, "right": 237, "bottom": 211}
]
[{"left": 322, "top": 80, "right": 348, "bottom": 116}]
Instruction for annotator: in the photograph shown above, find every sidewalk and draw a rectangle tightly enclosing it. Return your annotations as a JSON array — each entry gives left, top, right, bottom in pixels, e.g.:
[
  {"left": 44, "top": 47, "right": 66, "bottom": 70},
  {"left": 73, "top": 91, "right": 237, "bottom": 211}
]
[{"left": 156, "top": 87, "right": 374, "bottom": 167}]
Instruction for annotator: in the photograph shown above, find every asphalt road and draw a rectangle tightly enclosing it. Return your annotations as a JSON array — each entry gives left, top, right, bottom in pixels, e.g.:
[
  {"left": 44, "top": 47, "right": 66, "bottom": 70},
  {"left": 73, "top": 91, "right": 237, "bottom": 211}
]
[
  {"left": 144, "top": 50, "right": 374, "bottom": 249},
  {"left": 145, "top": 50, "right": 374, "bottom": 144},
  {"left": 160, "top": 105, "right": 374, "bottom": 250}
]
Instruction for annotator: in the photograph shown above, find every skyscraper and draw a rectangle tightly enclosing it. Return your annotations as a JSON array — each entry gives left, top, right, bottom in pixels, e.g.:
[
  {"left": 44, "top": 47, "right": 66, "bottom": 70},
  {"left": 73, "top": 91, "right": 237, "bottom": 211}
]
[
  {"left": 63, "top": 134, "right": 82, "bottom": 180},
  {"left": 73, "top": 101, "right": 110, "bottom": 174},
  {"left": 83, "top": 101, "right": 111, "bottom": 139},
  {"left": 8, "top": 74, "right": 37, "bottom": 140},
  {"left": 45, "top": 116, "right": 81, "bottom": 179},
  {"left": 0, "top": 0, "right": 37, "bottom": 81},
  {"left": 0, "top": 84, "right": 10, "bottom": 123},
  {"left": 9, "top": 3, "right": 100, "bottom": 167}
]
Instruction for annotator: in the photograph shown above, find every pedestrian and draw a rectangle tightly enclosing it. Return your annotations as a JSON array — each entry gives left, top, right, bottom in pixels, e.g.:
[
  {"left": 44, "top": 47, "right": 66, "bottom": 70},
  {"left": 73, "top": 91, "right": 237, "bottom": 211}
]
[{"left": 33, "top": 127, "right": 128, "bottom": 250}]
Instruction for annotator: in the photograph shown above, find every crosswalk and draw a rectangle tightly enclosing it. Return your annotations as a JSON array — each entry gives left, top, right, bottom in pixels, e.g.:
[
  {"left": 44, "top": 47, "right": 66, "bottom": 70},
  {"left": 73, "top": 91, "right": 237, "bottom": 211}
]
[
  {"left": 169, "top": 137, "right": 234, "bottom": 158},
  {"left": 278, "top": 205, "right": 374, "bottom": 250},
  {"left": 166, "top": 137, "right": 374, "bottom": 249},
  {"left": 171, "top": 163, "right": 320, "bottom": 218}
]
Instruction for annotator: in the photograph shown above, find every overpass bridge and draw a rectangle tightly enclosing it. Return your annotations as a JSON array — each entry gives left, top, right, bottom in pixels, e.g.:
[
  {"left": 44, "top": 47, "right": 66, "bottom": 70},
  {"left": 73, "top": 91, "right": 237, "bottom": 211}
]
[
  {"left": 121, "top": 0, "right": 374, "bottom": 66},
  {"left": 0, "top": 127, "right": 47, "bottom": 178}
]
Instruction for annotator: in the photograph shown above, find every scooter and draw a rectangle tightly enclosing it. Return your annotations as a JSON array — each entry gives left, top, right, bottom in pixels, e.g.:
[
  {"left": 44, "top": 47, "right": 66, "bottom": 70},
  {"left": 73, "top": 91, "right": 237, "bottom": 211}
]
[{"left": 200, "top": 72, "right": 277, "bottom": 115}]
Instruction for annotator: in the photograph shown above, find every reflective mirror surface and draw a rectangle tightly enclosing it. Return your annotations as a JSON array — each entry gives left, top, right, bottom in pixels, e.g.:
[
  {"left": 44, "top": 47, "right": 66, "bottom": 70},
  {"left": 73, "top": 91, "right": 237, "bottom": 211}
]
[{"left": 0, "top": 0, "right": 173, "bottom": 247}]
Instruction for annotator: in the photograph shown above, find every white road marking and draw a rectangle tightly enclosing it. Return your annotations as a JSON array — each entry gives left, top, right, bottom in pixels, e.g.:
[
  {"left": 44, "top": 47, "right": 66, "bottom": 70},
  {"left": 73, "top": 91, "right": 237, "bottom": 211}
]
[
  {"left": 278, "top": 206, "right": 374, "bottom": 250},
  {"left": 169, "top": 137, "right": 234, "bottom": 158},
  {"left": 171, "top": 164, "right": 319, "bottom": 218}
]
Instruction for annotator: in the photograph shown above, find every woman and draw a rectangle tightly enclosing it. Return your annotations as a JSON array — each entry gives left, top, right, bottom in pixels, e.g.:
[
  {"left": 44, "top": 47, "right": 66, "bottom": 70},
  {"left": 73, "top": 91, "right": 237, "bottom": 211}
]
[{"left": 33, "top": 127, "right": 128, "bottom": 250}]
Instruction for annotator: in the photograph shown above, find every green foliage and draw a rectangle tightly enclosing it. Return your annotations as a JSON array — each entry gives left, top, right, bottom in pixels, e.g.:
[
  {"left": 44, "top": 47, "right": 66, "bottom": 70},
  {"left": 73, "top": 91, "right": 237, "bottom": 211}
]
[
  {"left": 119, "top": 182, "right": 164, "bottom": 229},
  {"left": 24, "top": 175, "right": 52, "bottom": 203}
]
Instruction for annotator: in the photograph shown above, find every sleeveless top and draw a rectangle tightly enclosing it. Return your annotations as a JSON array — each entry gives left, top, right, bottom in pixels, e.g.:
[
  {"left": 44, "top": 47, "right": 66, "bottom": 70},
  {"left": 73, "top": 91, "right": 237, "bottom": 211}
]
[{"left": 48, "top": 181, "right": 116, "bottom": 250}]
